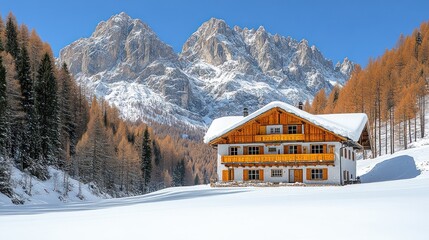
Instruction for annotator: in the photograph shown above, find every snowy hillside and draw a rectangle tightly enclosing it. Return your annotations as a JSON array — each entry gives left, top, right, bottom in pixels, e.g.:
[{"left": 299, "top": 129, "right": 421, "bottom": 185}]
[
  {"left": 0, "top": 166, "right": 106, "bottom": 205},
  {"left": 1, "top": 141, "right": 428, "bottom": 239},
  {"left": 59, "top": 13, "right": 353, "bottom": 127}
]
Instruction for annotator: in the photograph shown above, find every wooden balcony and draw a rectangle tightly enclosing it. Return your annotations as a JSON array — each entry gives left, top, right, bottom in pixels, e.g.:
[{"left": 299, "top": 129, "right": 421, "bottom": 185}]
[
  {"left": 254, "top": 134, "right": 304, "bottom": 142},
  {"left": 221, "top": 153, "right": 335, "bottom": 167}
]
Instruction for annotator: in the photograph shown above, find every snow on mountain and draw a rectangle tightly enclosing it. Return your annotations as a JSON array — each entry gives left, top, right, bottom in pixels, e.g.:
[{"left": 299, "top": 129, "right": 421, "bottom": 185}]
[
  {"left": 59, "top": 12, "right": 204, "bottom": 127},
  {"left": 59, "top": 13, "right": 353, "bottom": 127},
  {"left": 1, "top": 143, "right": 428, "bottom": 240}
]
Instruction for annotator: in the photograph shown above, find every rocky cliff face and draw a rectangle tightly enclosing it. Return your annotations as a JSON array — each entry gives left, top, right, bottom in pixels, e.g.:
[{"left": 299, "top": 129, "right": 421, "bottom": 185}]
[{"left": 59, "top": 13, "right": 353, "bottom": 127}]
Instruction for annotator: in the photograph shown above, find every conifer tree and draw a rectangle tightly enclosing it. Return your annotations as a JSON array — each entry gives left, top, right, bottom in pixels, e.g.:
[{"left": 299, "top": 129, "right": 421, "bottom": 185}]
[
  {"left": 76, "top": 97, "right": 115, "bottom": 190},
  {"left": 5, "top": 14, "right": 19, "bottom": 59},
  {"left": 16, "top": 46, "right": 39, "bottom": 171},
  {"left": 310, "top": 88, "right": 327, "bottom": 114},
  {"left": 0, "top": 156, "right": 12, "bottom": 197},
  {"left": 173, "top": 159, "right": 185, "bottom": 186},
  {"left": 58, "top": 63, "right": 78, "bottom": 168},
  {"left": 141, "top": 127, "right": 152, "bottom": 192},
  {"left": 16, "top": 46, "right": 32, "bottom": 112},
  {"left": 35, "top": 53, "right": 59, "bottom": 165},
  {"left": 194, "top": 174, "right": 200, "bottom": 185},
  {"left": 153, "top": 139, "right": 161, "bottom": 166},
  {"left": 0, "top": 56, "right": 7, "bottom": 155},
  {"left": 0, "top": 38, "right": 4, "bottom": 52}
]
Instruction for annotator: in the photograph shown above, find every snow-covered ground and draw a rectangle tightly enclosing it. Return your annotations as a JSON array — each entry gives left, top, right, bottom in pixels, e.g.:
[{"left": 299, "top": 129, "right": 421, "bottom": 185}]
[
  {"left": 1, "top": 141, "right": 429, "bottom": 240},
  {"left": 0, "top": 166, "right": 106, "bottom": 205}
]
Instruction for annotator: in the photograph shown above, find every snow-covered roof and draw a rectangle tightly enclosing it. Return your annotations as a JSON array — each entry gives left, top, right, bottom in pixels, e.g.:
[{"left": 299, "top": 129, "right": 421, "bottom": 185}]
[{"left": 204, "top": 101, "right": 368, "bottom": 144}]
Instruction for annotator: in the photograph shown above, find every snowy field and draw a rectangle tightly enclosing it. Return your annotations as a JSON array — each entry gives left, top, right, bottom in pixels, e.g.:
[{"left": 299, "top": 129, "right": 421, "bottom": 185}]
[{"left": 1, "top": 146, "right": 429, "bottom": 240}]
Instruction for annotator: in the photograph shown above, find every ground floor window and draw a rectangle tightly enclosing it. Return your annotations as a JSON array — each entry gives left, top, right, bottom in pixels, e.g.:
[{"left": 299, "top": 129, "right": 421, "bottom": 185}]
[
  {"left": 271, "top": 169, "right": 283, "bottom": 177},
  {"left": 311, "top": 169, "right": 323, "bottom": 180},
  {"left": 248, "top": 169, "right": 260, "bottom": 180}
]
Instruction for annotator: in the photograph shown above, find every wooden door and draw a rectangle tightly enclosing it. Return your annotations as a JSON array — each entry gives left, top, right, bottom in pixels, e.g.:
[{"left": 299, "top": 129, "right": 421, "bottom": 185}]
[
  {"left": 289, "top": 169, "right": 303, "bottom": 183},
  {"left": 229, "top": 168, "right": 234, "bottom": 181},
  {"left": 222, "top": 170, "right": 229, "bottom": 182},
  {"left": 222, "top": 169, "right": 235, "bottom": 181},
  {"left": 294, "top": 169, "right": 303, "bottom": 183}
]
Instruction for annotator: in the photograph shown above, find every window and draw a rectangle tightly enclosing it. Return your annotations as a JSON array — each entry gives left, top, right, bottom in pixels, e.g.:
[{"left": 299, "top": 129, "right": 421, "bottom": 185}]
[
  {"left": 248, "top": 146, "right": 260, "bottom": 155},
  {"left": 311, "top": 145, "right": 324, "bottom": 153},
  {"left": 288, "top": 145, "right": 298, "bottom": 154},
  {"left": 270, "top": 127, "right": 281, "bottom": 134},
  {"left": 288, "top": 125, "right": 297, "bottom": 134},
  {"left": 311, "top": 169, "right": 323, "bottom": 180},
  {"left": 248, "top": 170, "right": 260, "bottom": 180},
  {"left": 229, "top": 147, "right": 238, "bottom": 155},
  {"left": 267, "top": 125, "right": 282, "bottom": 134},
  {"left": 268, "top": 147, "right": 277, "bottom": 154},
  {"left": 271, "top": 169, "right": 283, "bottom": 177}
]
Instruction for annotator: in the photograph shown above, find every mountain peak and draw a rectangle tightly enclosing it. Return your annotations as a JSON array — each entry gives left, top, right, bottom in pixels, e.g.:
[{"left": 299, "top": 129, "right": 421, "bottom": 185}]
[
  {"left": 113, "top": 12, "right": 132, "bottom": 21},
  {"left": 256, "top": 25, "right": 266, "bottom": 33},
  {"left": 335, "top": 57, "right": 354, "bottom": 77},
  {"left": 199, "top": 17, "right": 230, "bottom": 35},
  {"left": 60, "top": 14, "right": 354, "bottom": 128}
]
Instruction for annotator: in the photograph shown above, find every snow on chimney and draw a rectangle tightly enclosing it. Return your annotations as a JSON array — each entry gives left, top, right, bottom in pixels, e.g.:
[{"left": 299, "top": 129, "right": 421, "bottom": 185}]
[{"left": 298, "top": 102, "right": 303, "bottom": 110}]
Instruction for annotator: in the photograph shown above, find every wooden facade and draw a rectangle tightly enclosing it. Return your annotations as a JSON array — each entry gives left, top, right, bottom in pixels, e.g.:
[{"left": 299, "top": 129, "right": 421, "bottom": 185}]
[{"left": 210, "top": 107, "right": 345, "bottom": 146}]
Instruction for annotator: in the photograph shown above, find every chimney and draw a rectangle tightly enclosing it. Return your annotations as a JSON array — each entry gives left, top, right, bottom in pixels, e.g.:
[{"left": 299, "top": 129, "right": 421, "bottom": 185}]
[
  {"left": 243, "top": 107, "right": 249, "bottom": 117},
  {"left": 298, "top": 102, "right": 303, "bottom": 110}
]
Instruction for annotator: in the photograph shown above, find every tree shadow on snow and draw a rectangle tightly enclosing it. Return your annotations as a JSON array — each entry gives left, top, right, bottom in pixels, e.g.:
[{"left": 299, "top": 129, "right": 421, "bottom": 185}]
[
  {"left": 360, "top": 155, "right": 420, "bottom": 183},
  {"left": 0, "top": 188, "right": 248, "bottom": 215}
]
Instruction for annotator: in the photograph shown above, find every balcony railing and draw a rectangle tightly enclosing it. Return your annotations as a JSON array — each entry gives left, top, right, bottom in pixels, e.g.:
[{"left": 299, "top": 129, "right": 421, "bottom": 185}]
[
  {"left": 221, "top": 153, "right": 335, "bottom": 165},
  {"left": 254, "top": 134, "right": 304, "bottom": 142}
]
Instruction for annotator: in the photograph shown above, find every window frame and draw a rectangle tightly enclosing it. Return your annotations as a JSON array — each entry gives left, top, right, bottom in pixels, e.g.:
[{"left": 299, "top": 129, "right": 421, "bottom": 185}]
[
  {"left": 288, "top": 125, "right": 297, "bottom": 134},
  {"left": 271, "top": 169, "right": 283, "bottom": 177},
  {"left": 248, "top": 169, "right": 260, "bottom": 180},
  {"left": 248, "top": 146, "right": 260, "bottom": 155},
  {"left": 229, "top": 147, "right": 238, "bottom": 155},
  {"left": 267, "top": 125, "right": 282, "bottom": 135},
  {"left": 311, "top": 169, "right": 323, "bottom": 180},
  {"left": 267, "top": 147, "right": 277, "bottom": 154},
  {"left": 311, "top": 145, "right": 324, "bottom": 154},
  {"left": 288, "top": 145, "right": 298, "bottom": 154}
]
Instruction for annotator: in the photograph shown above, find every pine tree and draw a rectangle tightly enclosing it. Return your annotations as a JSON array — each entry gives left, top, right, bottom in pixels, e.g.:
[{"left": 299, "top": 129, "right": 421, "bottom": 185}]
[
  {"left": 153, "top": 139, "right": 161, "bottom": 166},
  {"left": 58, "top": 63, "right": 78, "bottom": 169},
  {"left": 173, "top": 159, "right": 185, "bottom": 186},
  {"left": 34, "top": 54, "right": 59, "bottom": 165},
  {"left": 0, "top": 156, "right": 13, "bottom": 197},
  {"left": 16, "top": 46, "right": 32, "bottom": 112},
  {"left": 5, "top": 14, "right": 19, "bottom": 59},
  {"left": 16, "top": 46, "right": 38, "bottom": 171},
  {"left": 141, "top": 127, "right": 152, "bottom": 192},
  {"left": 3, "top": 52, "right": 23, "bottom": 160},
  {"left": 0, "top": 56, "right": 7, "bottom": 155},
  {"left": 194, "top": 174, "right": 200, "bottom": 185},
  {"left": 0, "top": 38, "right": 4, "bottom": 52}
]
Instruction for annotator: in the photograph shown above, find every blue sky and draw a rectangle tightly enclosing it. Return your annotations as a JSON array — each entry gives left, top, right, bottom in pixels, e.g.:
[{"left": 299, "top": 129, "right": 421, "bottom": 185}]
[{"left": 1, "top": 0, "right": 428, "bottom": 66}]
